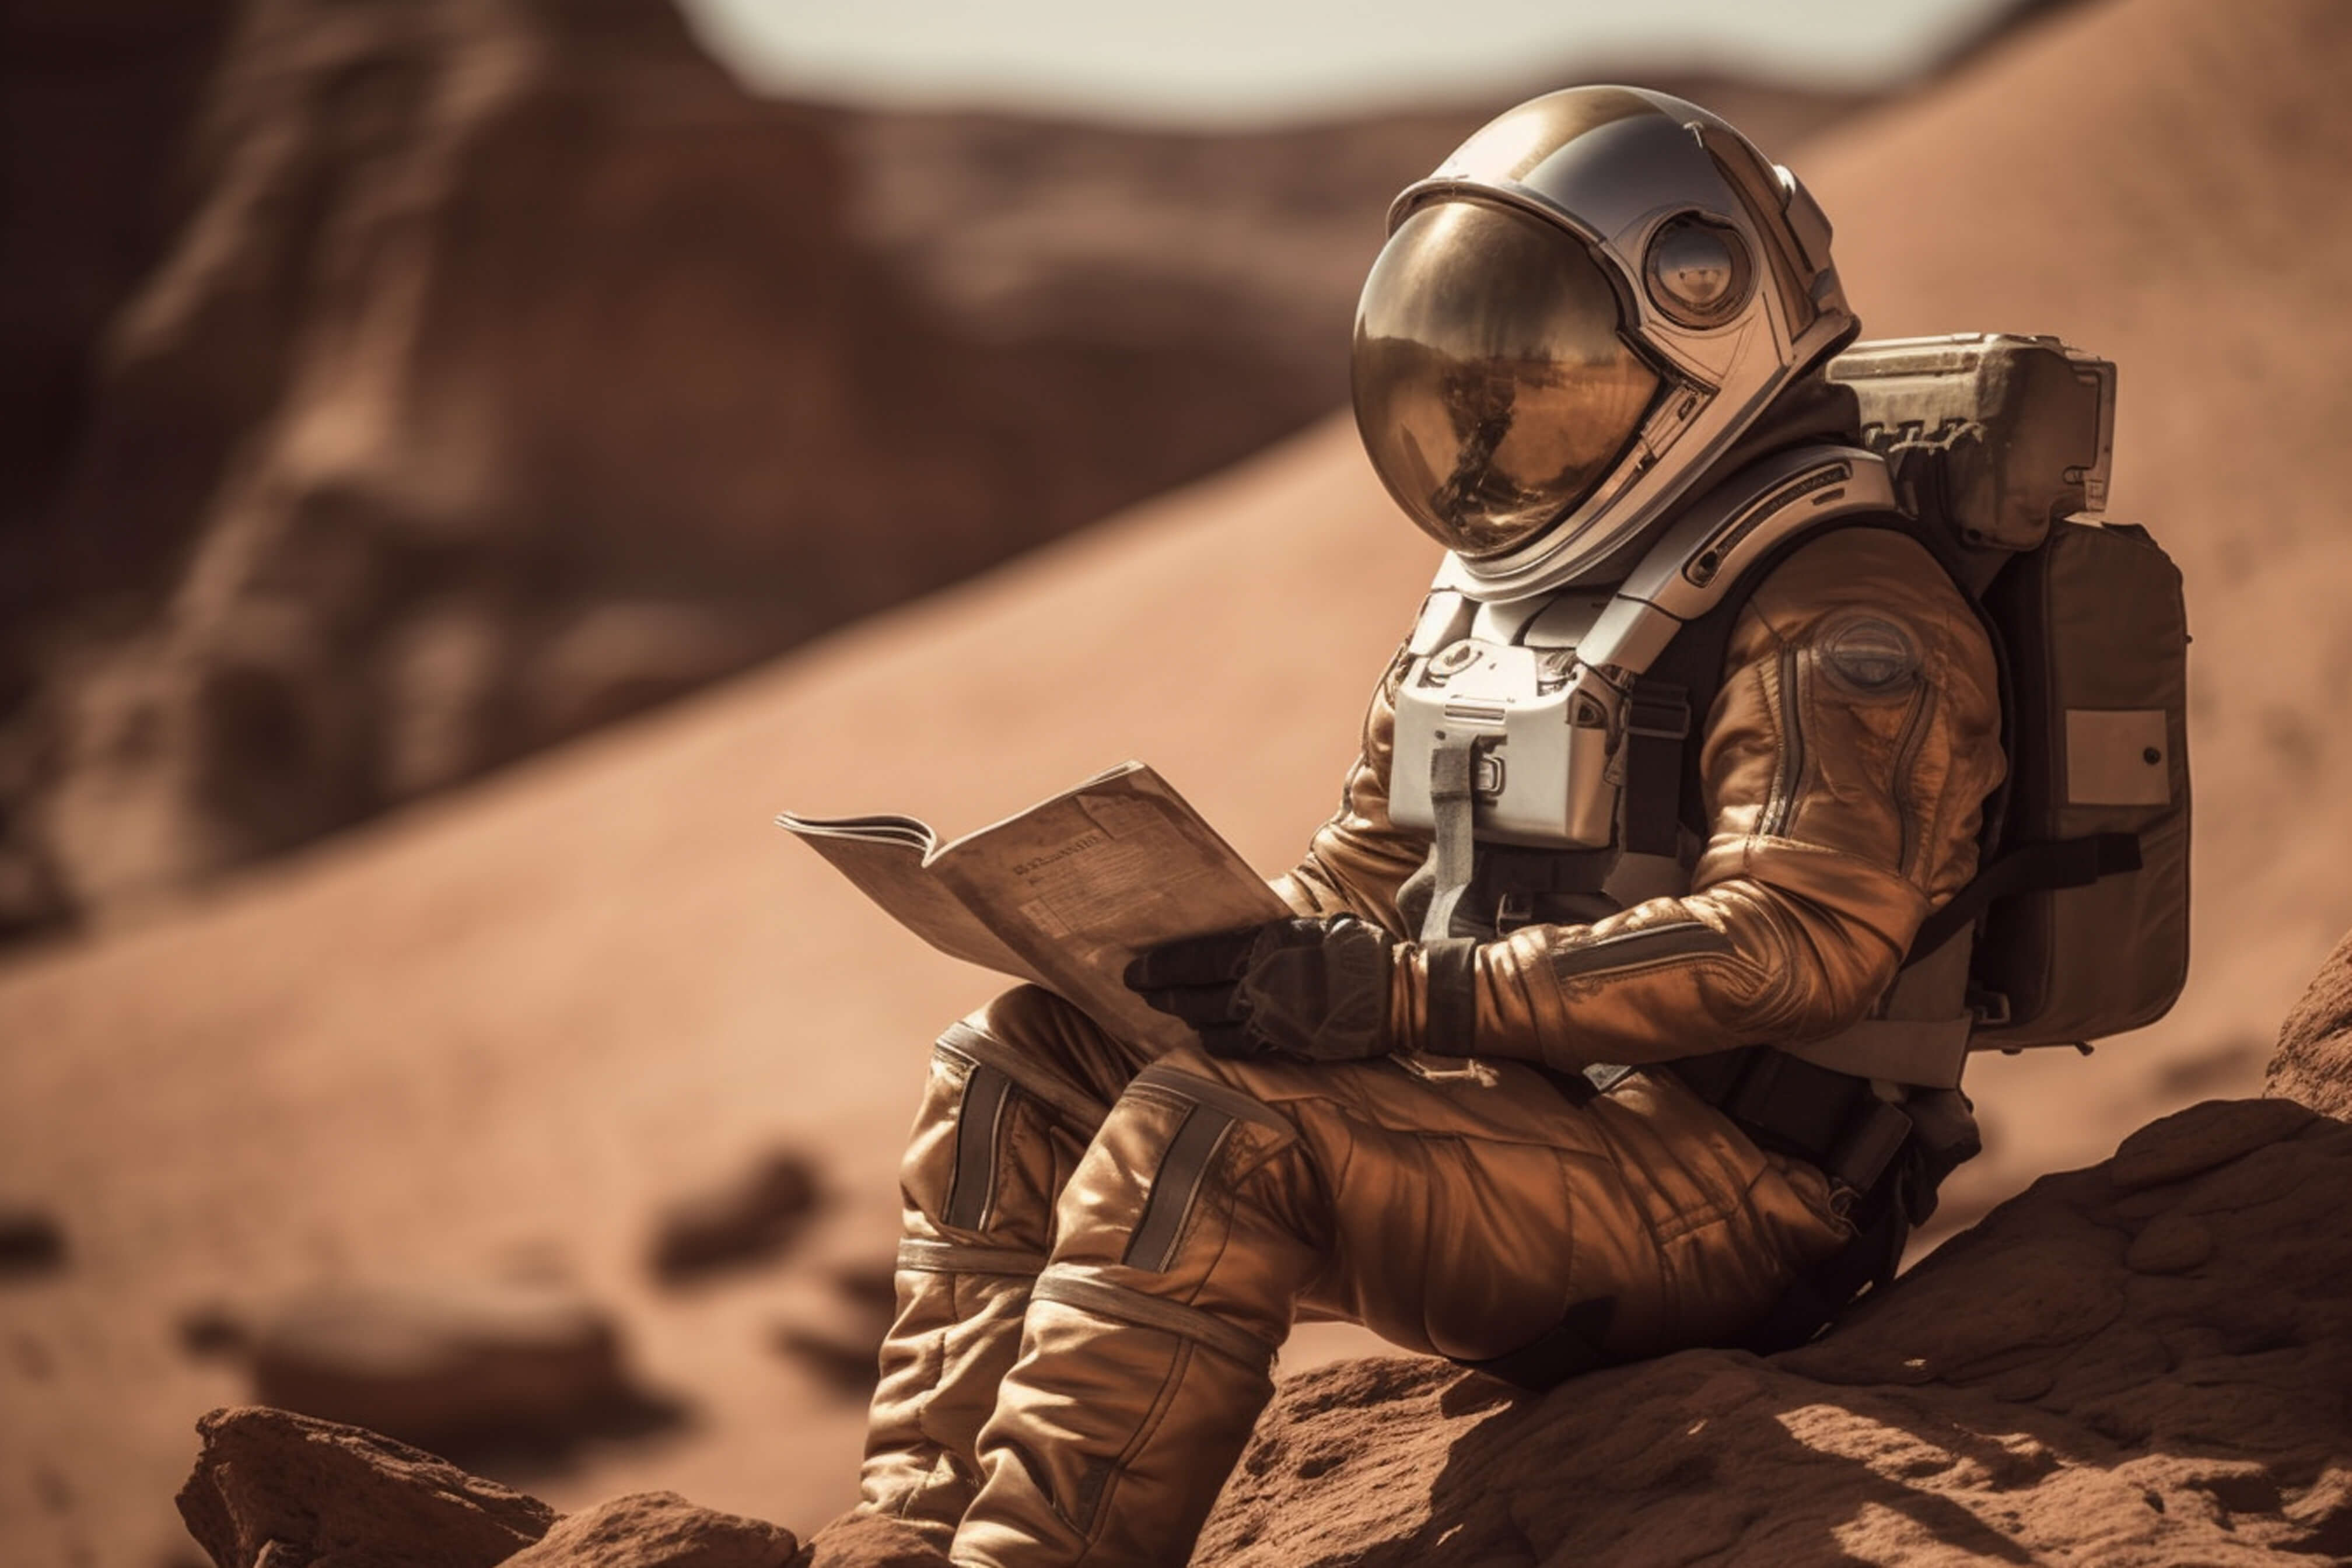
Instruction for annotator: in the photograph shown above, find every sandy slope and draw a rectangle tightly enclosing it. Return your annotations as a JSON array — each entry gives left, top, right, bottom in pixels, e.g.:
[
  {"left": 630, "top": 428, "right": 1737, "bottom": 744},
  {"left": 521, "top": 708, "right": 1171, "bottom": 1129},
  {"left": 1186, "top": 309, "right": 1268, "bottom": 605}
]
[{"left": 4, "top": 0, "right": 2351, "bottom": 1561}]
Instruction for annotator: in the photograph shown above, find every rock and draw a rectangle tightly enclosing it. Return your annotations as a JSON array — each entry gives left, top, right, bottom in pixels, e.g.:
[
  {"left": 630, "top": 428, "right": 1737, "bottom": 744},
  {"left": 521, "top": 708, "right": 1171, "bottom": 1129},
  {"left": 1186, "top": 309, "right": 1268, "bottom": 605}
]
[
  {"left": 2267, "top": 923, "right": 2352, "bottom": 1118},
  {"left": 0, "top": 0, "right": 1373, "bottom": 936},
  {"left": 0, "top": 0, "right": 1892, "bottom": 943},
  {"left": 771, "top": 1259, "right": 898, "bottom": 1399},
  {"left": 174, "top": 1405, "right": 555, "bottom": 1568},
  {"left": 1198, "top": 1097, "right": 2352, "bottom": 1566},
  {"left": 0, "top": 1205, "right": 66, "bottom": 1276},
  {"left": 248, "top": 1281, "right": 676, "bottom": 1460},
  {"left": 176, "top": 1412, "right": 797, "bottom": 1568},
  {"left": 176, "top": 1301, "right": 253, "bottom": 1359},
  {"left": 769, "top": 1326, "right": 883, "bottom": 1399},
  {"left": 786, "top": 1514, "right": 949, "bottom": 1568},
  {"left": 648, "top": 1150, "right": 824, "bottom": 1285},
  {"left": 500, "top": 1493, "right": 796, "bottom": 1568}
]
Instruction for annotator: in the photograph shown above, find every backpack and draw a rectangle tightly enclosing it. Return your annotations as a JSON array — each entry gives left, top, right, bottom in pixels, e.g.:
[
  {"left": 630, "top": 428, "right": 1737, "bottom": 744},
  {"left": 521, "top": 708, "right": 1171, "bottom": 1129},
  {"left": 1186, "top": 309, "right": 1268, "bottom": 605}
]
[
  {"left": 1825, "top": 333, "right": 2191, "bottom": 1051},
  {"left": 1393, "top": 333, "right": 2190, "bottom": 1068}
]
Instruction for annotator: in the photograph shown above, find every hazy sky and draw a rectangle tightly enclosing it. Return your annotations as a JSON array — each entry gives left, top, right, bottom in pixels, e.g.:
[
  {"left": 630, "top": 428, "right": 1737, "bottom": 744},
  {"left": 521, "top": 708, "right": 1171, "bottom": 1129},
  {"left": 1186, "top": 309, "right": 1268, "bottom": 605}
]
[{"left": 680, "top": 0, "right": 2018, "bottom": 123}]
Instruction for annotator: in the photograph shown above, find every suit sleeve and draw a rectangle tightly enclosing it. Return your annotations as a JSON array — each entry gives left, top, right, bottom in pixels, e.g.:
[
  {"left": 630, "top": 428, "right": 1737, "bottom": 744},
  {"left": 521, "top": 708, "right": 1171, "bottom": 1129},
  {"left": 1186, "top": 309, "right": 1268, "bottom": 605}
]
[
  {"left": 1269, "top": 644, "right": 1432, "bottom": 939},
  {"left": 1390, "top": 529, "right": 2006, "bottom": 1069}
]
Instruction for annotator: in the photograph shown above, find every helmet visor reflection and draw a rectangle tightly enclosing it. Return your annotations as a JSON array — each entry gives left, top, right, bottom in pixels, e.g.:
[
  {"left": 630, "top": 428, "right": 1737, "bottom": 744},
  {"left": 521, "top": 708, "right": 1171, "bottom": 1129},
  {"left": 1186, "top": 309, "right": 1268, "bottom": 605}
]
[{"left": 1353, "top": 199, "right": 1663, "bottom": 559}]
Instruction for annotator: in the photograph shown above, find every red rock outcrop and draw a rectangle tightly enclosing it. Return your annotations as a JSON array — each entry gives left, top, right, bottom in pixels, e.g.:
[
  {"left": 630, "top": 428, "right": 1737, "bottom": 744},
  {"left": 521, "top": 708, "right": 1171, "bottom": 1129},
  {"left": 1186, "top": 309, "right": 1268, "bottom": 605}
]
[
  {"left": 172, "top": 1073, "right": 2352, "bottom": 1566},
  {"left": 0, "top": 0, "right": 1893, "bottom": 942},
  {"left": 788, "top": 1514, "right": 947, "bottom": 1568},
  {"left": 1199, "top": 1093, "right": 2352, "bottom": 1566},
  {"left": 178, "top": 1408, "right": 799, "bottom": 1568},
  {"left": 176, "top": 1405, "right": 558, "bottom": 1568},
  {"left": 172, "top": 922, "right": 2352, "bottom": 1566},
  {"left": 504, "top": 1492, "right": 798, "bottom": 1568},
  {"left": 2267, "top": 925, "right": 2352, "bottom": 1121}
]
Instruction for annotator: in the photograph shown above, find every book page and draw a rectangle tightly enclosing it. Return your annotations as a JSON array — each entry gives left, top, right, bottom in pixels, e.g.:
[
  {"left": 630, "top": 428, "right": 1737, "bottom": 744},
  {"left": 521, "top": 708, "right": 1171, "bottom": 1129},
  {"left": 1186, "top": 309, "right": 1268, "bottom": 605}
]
[
  {"left": 777, "top": 814, "right": 1042, "bottom": 981},
  {"left": 925, "top": 764, "right": 1288, "bottom": 1051}
]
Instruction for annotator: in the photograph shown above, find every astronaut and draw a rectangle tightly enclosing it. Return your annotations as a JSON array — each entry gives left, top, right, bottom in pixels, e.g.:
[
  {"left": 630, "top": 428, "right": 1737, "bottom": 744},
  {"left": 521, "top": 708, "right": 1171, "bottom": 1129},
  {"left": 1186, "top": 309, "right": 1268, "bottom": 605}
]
[{"left": 855, "top": 86, "right": 2006, "bottom": 1566}]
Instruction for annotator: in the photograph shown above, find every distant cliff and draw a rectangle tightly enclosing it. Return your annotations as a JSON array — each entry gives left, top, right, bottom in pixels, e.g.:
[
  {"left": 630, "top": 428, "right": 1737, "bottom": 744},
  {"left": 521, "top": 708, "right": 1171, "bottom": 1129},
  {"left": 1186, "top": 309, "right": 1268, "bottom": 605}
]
[{"left": 0, "top": 0, "right": 1885, "bottom": 941}]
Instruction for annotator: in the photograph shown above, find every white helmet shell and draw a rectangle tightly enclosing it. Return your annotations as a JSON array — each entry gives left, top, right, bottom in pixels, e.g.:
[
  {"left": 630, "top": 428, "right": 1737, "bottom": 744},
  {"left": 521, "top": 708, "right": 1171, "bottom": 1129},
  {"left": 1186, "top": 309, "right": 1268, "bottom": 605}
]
[{"left": 1353, "top": 85, "right": 1856, "bottom": 600}]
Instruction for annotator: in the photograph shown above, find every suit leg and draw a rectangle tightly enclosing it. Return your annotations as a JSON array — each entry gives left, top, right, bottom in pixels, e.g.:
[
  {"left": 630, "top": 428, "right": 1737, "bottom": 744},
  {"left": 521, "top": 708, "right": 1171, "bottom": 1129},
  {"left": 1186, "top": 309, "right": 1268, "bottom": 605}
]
[
  {"left": 858, "top": 987, "right": 1149, "bottom": 1545},
  {"left": 950, "top": 1053, "right": 1851, "bottom": 1567}
]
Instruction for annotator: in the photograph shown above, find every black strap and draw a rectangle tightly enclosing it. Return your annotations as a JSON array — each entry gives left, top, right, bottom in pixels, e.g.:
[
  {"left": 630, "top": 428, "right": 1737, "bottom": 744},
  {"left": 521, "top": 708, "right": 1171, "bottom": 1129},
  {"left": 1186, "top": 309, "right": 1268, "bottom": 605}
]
[
  {"left": 1904, "top": 831, "right": 2142, "bottom": 964},
  {"left": 1455, "top": 1294, "right": 1618, "bottom": 1391},
  {"left": 1667, "top": 1046, "right": 1913, "bottom": 1195},
  {"left": 1620, "top": 680, "right": 1692, "bottom": 858},
  {"left": 1739, "top": 1184, "right": 1910, "bottom": 1355},
  {"left": 1422, "top": 938, "right": 1478, "bottom": 1054}
]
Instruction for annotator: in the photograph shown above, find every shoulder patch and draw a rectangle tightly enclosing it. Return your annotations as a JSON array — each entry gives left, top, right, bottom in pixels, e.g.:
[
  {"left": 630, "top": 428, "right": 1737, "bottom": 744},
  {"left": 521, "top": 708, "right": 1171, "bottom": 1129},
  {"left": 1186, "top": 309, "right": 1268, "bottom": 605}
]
[{"left": 1814, "top": 611, "right": 1922, "bottom": 699}]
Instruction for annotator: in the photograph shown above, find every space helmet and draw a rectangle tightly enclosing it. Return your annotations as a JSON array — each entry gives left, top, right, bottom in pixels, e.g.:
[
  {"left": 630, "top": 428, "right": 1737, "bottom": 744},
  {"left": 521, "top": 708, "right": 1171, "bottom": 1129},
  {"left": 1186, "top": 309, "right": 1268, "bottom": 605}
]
[{"left": 1352, "top": 85, "right": 1858, "bottom": 599}]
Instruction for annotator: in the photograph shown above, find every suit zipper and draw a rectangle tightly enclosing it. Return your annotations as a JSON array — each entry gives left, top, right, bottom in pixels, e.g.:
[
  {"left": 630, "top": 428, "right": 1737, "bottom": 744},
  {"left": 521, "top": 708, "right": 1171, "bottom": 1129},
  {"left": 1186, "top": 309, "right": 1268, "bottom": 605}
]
[
  {"left": 1765, "top": 643, "right": 1808, "bottom": 838},
  {"left": 1889, "top": 684, "right": 1937, "bottom": 877}
]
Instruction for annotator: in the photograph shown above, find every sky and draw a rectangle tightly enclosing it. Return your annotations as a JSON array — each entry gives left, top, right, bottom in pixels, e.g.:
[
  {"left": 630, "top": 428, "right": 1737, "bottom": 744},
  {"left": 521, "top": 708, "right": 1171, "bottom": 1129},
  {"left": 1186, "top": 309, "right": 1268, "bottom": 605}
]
[{"left": 680, "top": 0, "right": 2021, "bottom": 124}]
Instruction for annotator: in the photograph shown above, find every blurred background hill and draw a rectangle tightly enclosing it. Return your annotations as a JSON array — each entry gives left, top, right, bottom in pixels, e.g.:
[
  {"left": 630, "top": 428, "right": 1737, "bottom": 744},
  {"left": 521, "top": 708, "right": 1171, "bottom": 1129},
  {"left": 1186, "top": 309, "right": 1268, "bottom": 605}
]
[
  {"left": 6, "top": 0, "right": 2350, "bottom": 1564},
  {"left": 0, "top": 0, "right": 2062, "bottom": 942}
]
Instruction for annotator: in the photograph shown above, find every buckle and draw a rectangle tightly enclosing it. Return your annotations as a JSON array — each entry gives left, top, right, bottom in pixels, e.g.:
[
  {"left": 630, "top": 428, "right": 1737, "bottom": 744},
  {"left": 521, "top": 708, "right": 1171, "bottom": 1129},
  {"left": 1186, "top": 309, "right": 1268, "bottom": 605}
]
[
  {"left": 1825, "top": 1101, "right": 1914, "bottom": 1195},
  {"left": 1626, "top": 691, "right": 1690, "bottom": 741}
]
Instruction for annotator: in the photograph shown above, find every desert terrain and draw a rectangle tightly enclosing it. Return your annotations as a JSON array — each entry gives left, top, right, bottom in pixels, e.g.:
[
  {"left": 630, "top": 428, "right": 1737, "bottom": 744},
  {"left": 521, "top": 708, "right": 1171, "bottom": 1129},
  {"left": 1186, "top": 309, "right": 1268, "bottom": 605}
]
[{"left": 4, "top": 0, "right": 2351, "bottom": 1563}]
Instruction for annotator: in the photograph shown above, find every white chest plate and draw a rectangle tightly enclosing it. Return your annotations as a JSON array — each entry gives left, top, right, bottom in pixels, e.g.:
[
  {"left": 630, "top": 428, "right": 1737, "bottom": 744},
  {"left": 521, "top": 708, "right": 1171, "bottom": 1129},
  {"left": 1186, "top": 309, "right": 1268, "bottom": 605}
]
[
  {"left": 1391, "top": 596, "right": 1622, "bottom": 848},
  {"left": 1388, "top": 444, "right": 1898, "bottom": 851}
]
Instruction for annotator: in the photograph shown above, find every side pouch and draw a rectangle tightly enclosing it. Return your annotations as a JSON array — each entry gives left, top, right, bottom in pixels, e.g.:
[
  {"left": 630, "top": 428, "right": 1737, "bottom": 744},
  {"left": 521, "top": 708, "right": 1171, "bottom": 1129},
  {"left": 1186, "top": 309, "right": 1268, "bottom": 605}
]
[{"left": 1973, "top": 519, "right": 2190, "bottom": 1047}]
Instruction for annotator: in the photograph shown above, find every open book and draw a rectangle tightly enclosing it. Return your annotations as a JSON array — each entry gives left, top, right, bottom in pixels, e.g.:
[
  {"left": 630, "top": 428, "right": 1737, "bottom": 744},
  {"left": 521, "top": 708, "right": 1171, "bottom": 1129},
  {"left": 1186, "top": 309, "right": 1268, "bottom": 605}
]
[{"left": 776, "top": 763, "right": 1289, "bottom": 1053}]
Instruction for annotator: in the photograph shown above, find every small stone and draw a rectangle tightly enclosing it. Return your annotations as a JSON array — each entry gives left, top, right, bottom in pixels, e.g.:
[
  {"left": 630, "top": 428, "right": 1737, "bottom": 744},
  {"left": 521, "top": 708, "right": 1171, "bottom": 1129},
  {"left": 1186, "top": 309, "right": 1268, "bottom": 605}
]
[
  {"left": 648, "top": 1151, "right": 825, "bottom": 1285},
  {"left": 502, "top": 1491, "right": 797, "bottom": 1567},
  {"left": 771, "top": 1325, "right": 883, "bottom": 1398},
  {"left": 0, "top": 1207, "right": 66, "bottom": 1278},
  {"left": 12, "top": 1329, "right": 54, "bottom": 1380},
  {"left": 2125, "top": 1215, "right": 2215, "bottom": 1275},
  {"left": 176, "top": 1303, "right": 251, "bottom": 1360},
  {"left": 249, "top": 1280, "right": 675, "bottom": 1457}
]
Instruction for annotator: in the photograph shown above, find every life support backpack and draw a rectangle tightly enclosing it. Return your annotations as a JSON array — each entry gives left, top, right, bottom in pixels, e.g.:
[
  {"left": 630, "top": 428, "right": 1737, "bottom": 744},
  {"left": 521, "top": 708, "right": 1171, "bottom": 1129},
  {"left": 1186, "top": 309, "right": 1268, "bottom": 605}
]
[
  {"left": 1826, "top": 334, "right": 2190, "bottom": 1050},
  {"left": 1397, "top": 333, "right": 2189, "bottom": 1069}
]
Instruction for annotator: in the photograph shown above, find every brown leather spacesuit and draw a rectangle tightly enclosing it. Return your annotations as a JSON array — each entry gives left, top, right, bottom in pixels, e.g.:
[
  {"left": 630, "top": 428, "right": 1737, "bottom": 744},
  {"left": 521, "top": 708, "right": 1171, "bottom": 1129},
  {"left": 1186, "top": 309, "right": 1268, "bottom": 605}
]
[
  {"left": 856, "top": 524, "right": 2002, "bottom": 1563},
  {"left": 852, "top": 86, "right": 2008, "bottom": 1566}
]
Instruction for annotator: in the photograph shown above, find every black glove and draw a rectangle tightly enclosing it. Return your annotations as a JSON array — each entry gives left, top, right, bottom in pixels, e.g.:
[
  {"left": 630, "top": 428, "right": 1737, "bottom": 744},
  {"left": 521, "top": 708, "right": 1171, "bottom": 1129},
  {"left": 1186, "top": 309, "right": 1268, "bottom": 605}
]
[{"left": 1122, "top": 915, "right": 1396, "bottom": 1062}]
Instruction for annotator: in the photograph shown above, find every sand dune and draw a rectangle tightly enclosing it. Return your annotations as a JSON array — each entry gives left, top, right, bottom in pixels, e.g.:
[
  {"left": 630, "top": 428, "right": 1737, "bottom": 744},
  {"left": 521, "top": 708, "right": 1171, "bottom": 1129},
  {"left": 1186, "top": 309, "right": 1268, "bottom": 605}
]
[{"left": 4, "top": 0, "right": 2350, "bottom": 1560}]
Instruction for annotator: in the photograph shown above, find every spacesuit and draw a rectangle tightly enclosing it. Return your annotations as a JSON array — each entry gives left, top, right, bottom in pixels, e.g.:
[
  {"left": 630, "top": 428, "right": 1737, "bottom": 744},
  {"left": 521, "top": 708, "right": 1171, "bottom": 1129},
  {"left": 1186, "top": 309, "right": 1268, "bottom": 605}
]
[{"left": 856, "top": 86, "right": 2006, "bottom": 1566}]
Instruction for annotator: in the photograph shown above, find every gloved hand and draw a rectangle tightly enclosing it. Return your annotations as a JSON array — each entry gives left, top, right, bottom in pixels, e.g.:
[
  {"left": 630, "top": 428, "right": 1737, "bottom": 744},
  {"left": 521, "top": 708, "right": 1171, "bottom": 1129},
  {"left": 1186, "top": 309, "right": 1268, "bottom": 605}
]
[{"left": 1122, "top": 915, "right": 1398, "bottom": 1062}]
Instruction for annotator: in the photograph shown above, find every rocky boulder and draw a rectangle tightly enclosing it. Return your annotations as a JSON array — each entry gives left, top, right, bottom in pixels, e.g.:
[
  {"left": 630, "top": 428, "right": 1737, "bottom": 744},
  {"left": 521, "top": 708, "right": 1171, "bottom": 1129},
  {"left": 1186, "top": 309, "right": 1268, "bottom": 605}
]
[
  {"left": 179, "top": 1408, "right": 798, "bottom": 1568},
  {"left": 647, "top": 1149, "right": 825, "bottom": 1286},
  {"left": 0, "top": 1204, "right": 67, "bottom": 1276},
  {"left": 2266, "top": 923, "right": 2352, "bottom": 1120},
  {"left": 1199, "top": 1104, "right": 2352, "bottom": 1563},
  {"left": 175, "top": 1093, "right": 2352, "bottom": 1567},
  {"left": 787, "top": 1515, "right": 949, "bottom": 1568},
  {"left": 176, "top": 1405, "right": 558, "bottom": 1568},
  {"left": 170, "top": 928, "right": 2352, "bottom": 1565},
  {"left": 246, "top": 1280, "right": 676, "bottom": 1461},
  {"left": 503, "top": 1493, "right": 797, "bottom": 1568}
]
